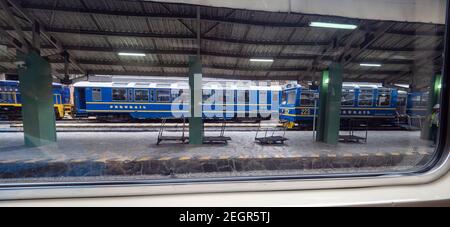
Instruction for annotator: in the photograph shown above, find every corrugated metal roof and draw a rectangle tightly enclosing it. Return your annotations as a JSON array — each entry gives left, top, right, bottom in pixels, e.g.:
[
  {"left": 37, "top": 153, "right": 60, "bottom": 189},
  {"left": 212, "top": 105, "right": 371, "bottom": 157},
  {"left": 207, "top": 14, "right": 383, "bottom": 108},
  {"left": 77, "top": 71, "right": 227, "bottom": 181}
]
[{"left": 0, "top": 0, "right": 445, "bottom": 85}]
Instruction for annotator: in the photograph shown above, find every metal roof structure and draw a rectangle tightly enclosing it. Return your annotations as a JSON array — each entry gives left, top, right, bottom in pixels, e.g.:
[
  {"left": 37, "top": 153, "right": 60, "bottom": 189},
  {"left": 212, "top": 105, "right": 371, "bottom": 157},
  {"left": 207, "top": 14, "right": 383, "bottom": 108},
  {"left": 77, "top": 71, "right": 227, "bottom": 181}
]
[{"left": 0, "top": 0, "right": 445, "bottom": 88}]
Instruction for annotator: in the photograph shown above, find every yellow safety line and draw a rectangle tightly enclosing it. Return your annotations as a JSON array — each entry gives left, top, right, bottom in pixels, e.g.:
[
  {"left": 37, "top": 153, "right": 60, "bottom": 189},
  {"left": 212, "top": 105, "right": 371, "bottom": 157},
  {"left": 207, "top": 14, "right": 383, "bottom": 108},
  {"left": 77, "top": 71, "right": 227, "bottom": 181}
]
[{"left": 0, "top": 103, "right": 21, "bottom": 107}]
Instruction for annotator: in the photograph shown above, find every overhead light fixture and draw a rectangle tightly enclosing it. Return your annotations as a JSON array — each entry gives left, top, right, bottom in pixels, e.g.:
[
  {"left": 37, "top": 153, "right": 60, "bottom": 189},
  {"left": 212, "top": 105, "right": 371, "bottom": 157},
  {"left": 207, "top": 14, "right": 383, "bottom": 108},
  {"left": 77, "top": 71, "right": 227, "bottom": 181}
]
[
  {"left": 250, "top": 58, "right": 274, "bottom": 62},
  {"left": 360, "top": 63, "right": 382, "bottom": 67},
  {"left": 310, "top": 22, "right": 358, "bottom": 30},
  {"left": 118, "top": 53, "right": 146, "bottom": 57}
]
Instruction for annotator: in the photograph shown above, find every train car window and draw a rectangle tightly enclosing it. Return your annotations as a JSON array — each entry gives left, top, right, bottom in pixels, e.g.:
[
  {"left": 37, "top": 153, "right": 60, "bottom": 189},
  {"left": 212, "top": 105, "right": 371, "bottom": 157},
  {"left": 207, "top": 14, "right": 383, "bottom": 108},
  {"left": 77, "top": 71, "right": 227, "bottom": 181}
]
[
  {"left": 0, "top": 92, "right": 5, "bottom": 103},
  {"left": 341, "top": 89, "right": 355, "bottom": 106},
  {"left": 377, "top": 90, "right": 391, "bottom": 107},
  {"left": 92, "top": 88, "right": 102, "bottom": 101},
  {"left": 281, "top": 91, "right": 287, "bottom": 105},
  {"left": 112, "top": 88, "right": 127, "bottom": 101},
  {"left": 135, "top": 89, "right": 149, "bottom": 102},
  {"left": 157, "top": 90, "right": 171, "bottom": 103},
  {"left": 237, "top": 90, "right": 246, "bottom": 103},
  {"left": 287, "top": 91, "right": 296, "bottom": 105},
  {"left": 358, "top": 89, "right": 374, "bottom": 107},
  {"left": 300, "top": 92, "right": 315, "bottom": 106}
]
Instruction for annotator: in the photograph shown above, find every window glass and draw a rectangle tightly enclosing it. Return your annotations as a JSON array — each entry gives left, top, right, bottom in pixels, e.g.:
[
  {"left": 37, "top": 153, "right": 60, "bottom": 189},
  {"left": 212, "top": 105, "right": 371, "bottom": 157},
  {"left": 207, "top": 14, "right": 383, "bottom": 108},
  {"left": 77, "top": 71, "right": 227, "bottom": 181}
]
[
  {"left": 135, "top": 89, "right": 149, "bottom": 102},
  {"left": 112, "top": 88, "right": 127, "bottom": 101},
  {"left": 92, "top": 88, "right": 102, "bottom": 101},
  {"left": 300, "top": 91, "right": 315, "bottom": 106},
  {"left": 287, "top": 91, "right": 296, "bottom": 105},
  {"left": 341, "top": 89, "right": 355, "bottom": 106},
  {"left": 157, "top": 90, "right": 171, "bottom": 102},
  {"left": 358, "top": 89, "right": 374, "bottom": 107},
  {"left": 0, "top": 0, "right": 447, "bottom": 193},
  {"left": 281, "top": 91, "right": 287, "bottom": 105},
  {"left": 377, "top": 90, "right": 391, "bottom": 107}
]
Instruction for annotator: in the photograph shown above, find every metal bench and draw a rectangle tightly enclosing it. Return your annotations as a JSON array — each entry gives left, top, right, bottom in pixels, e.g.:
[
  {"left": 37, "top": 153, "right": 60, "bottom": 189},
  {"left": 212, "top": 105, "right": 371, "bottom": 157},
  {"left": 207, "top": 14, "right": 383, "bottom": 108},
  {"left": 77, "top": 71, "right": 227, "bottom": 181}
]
[
  {"left": 156, "top": 118, "right": 188, "bottom": 145},
  {"left": 339, "top": 119, "right": 368, "bottom": 143},
  {"left": 255, "top": 121, "right": 288, "bottom": 145},
  {"left": 202, "top": 120, "right": 231, "bottom": 144}
]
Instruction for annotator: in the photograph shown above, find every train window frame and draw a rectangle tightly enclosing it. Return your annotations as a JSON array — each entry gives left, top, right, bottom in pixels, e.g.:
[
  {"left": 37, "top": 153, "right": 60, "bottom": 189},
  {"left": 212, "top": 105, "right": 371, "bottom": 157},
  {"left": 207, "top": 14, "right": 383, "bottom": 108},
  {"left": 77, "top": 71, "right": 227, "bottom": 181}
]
[
  {"left": 300, "top": 91, "right": 315, "bottom": 106},
  {"left": 156, "top": 90, "right": 171, "bottom": 103},
  {"left": 92, "top": 88, "right": 102, "bottom": 102},
  {"left": 377, "top": 90, "right": 392, "bottom": 107},
  {"left": 341, "top": 89, "right": 355, "bottom": 107},
  {"left": 112, "top": 88, "right": 127, "bottom": 102},
  {"left": 134, "top": 89, "right": 149, "bottom": 102},
  {"left": 287, "top": 90, "right": 296, "bottom": 105},
  {"left": 358, "top": 89, "right": 374, "bottom": 107}
]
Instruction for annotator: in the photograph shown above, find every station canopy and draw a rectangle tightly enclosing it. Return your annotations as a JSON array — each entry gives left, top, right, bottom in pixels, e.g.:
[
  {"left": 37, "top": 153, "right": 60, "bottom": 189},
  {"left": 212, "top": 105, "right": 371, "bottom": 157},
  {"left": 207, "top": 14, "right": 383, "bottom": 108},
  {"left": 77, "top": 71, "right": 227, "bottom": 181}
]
[{"left": 0, "top": 0, "right": 446, "bottom": 88}]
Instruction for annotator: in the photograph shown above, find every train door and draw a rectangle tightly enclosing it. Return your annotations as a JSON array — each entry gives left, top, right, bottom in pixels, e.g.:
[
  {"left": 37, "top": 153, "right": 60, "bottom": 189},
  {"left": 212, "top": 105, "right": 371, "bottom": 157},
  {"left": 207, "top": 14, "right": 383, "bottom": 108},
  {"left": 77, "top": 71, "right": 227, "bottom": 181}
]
[{"left": 76, "top": 88, "right": 87, "bottom": 110}]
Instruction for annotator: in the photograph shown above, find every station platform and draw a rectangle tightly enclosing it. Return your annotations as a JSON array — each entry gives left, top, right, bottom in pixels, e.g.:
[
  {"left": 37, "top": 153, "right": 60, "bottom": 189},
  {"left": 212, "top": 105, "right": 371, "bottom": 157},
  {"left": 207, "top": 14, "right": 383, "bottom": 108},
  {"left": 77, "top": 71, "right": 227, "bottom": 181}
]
[{"left": 0, "top": 131, "right": 434, "bottom": 181}]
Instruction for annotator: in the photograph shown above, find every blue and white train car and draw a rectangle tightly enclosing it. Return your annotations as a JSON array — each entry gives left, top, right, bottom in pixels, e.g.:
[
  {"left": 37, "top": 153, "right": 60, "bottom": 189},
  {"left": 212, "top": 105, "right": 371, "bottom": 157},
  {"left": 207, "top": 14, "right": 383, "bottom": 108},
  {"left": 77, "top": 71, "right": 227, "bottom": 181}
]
[
  {"left": 279, "top": 84, "right": 403, "bottom": 127},
  {"left": 73, "top": 81, "right": 281, "bottom": 122}
]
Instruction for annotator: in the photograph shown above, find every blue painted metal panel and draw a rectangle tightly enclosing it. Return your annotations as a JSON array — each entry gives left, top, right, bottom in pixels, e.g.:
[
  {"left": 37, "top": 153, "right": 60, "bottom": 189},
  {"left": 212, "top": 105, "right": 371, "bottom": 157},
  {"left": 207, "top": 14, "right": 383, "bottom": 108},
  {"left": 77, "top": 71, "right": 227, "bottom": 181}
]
[
  {"left": 74, "top": 84, "right": 278, "bottom": 121},
  {"left": 280, "top": 86, "right": 400, "bottom": 126}
]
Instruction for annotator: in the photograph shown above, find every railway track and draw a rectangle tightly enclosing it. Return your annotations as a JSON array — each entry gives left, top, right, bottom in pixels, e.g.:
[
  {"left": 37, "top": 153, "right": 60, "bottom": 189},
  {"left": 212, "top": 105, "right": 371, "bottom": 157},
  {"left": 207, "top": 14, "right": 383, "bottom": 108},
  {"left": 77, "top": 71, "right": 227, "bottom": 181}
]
[
  {"left": 0, "top": 120, "right": 281, "bottom": 132},
  {"left": 0, "top": 118, "right": 412, "bottom": 132}
]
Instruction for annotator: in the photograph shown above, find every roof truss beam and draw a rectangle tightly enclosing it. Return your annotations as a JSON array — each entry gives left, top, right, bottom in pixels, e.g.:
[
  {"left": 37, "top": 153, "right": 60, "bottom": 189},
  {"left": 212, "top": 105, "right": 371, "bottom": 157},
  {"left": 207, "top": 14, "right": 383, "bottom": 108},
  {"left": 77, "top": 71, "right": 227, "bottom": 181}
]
[
  {"left": 1, "top": 0, "right": 86, "bottom": 74},
  {"left": 18, "top": 2, "right": 445, "bottom": 37}
]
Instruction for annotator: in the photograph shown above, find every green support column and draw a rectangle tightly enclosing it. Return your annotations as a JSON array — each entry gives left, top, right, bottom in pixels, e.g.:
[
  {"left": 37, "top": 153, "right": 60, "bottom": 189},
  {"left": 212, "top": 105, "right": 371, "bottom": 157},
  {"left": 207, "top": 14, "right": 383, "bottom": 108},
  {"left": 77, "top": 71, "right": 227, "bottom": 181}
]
[
  {"left": 421, "top": 74, "right": 442, "bottom": 140},
  {"left": 188, "top": 56, "right": 204, "bottom": 145},
  {"left": 316, "top": 63, "right": 343, "bottom": 145},
  {"left": 17, "top": 51, "right": 57, "bottom": 147}
]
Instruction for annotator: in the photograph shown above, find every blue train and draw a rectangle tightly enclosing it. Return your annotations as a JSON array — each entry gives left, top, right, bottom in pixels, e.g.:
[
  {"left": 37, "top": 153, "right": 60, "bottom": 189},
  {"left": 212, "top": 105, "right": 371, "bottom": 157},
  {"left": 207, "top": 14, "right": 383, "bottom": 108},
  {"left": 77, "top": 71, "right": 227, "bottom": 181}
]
[
  {"left": 279, "top": 84, "right": 410, "bottom": 127},
  {"left": 0, "top": 80, "right": 72, "bottom": 120},
  {"left": 73, "top": 81, "right": 281, "bottom": 122},
  {"left": 1, "top": 79, "right": 429, "bottom": 125}
]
